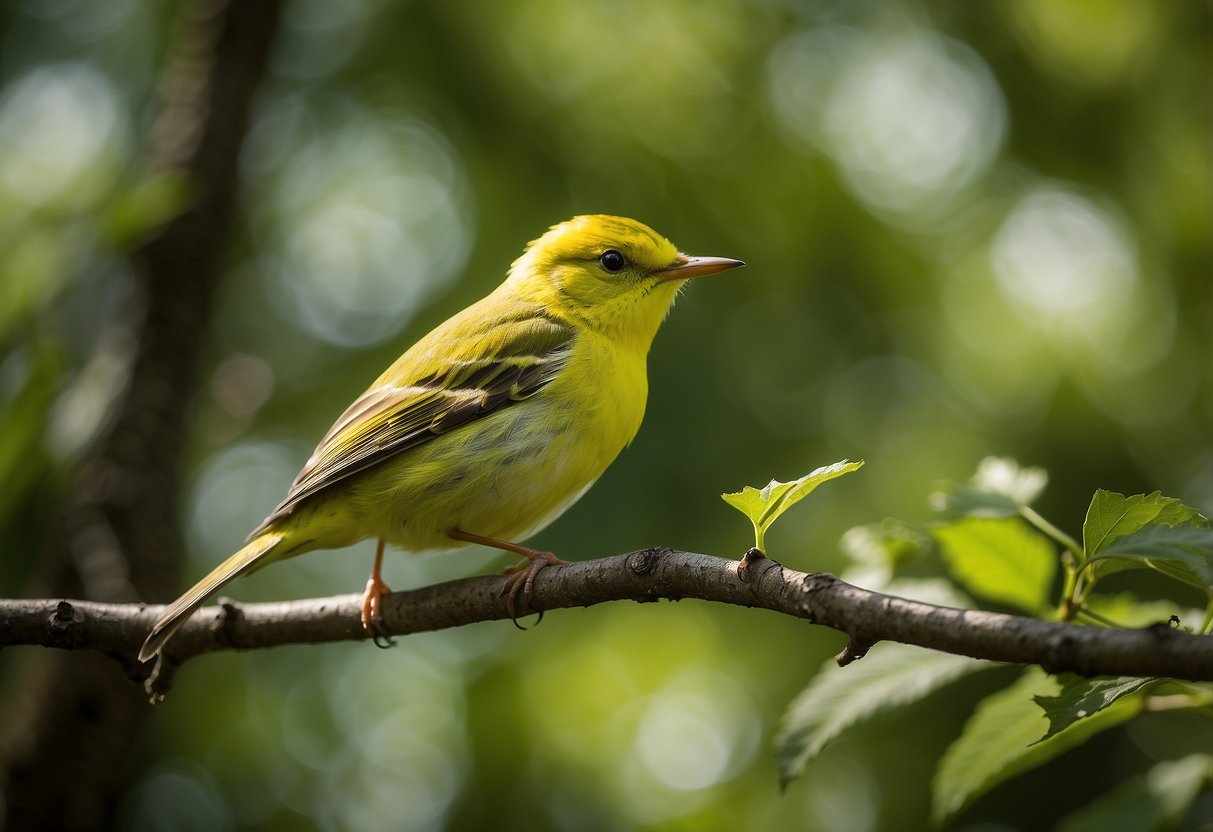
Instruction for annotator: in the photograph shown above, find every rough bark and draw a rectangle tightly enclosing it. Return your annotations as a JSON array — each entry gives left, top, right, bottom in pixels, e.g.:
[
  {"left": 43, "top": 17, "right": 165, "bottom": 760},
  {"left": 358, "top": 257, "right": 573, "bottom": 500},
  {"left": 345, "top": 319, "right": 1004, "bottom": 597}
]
[{"left": 3, "top": 549, "right": 1210, "bottom": 704}]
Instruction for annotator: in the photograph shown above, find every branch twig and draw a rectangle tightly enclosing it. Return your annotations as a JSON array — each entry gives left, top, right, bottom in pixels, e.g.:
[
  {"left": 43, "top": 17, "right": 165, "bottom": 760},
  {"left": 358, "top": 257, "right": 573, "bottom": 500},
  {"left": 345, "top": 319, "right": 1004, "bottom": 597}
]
[{"left": 4, "top": 548, "right": 1211, "bottom": 700}]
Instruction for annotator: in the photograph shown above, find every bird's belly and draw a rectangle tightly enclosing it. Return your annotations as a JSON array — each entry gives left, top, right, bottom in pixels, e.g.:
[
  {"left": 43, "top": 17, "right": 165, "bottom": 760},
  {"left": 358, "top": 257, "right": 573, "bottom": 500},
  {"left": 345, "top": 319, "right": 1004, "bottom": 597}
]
[{"left": 347, "top": 365, "right": 643, "bottom": 552}]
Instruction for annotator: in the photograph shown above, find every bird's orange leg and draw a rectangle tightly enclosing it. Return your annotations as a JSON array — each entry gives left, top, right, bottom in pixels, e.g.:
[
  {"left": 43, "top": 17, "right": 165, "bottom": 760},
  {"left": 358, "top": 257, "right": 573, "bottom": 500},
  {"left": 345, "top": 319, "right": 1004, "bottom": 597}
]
[
  {"left": 448, "top": 528, "right": 567, "bottom": 627},
  {"left": 361, "top": 539, "right": 395, "bottom": 648}
]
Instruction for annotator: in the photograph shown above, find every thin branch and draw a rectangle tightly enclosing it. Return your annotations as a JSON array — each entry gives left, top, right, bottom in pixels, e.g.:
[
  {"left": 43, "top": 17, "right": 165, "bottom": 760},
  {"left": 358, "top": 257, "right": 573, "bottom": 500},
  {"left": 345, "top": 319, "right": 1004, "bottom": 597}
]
[{"left": 3, "top": 548, "right": 1211, "bottom": 701}]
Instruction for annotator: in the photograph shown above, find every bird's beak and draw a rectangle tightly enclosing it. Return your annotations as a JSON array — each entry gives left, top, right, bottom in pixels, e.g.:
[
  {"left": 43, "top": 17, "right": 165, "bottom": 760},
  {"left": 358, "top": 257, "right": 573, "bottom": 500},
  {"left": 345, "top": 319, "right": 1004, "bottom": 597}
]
[{"left": 657, "top": 254, "right": 745, "bottom": 281}]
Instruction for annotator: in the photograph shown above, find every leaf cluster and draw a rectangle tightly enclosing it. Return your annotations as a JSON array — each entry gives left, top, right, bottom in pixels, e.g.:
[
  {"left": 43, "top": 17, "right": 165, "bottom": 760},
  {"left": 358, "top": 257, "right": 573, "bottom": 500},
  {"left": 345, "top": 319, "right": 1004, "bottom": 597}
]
[{"left": 726, "top": 457, "right": 1213, "bottom": 827}]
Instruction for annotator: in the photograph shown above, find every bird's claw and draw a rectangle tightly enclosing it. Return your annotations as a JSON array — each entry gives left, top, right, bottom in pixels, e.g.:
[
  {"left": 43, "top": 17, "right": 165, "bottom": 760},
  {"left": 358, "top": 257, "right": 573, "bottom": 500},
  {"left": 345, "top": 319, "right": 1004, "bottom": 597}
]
[
  {"left": 500, "top": 551, "right": 566, "bottom": 628},
  {"left": 360, "top": 573, "right": 395, "bottom": 648}
]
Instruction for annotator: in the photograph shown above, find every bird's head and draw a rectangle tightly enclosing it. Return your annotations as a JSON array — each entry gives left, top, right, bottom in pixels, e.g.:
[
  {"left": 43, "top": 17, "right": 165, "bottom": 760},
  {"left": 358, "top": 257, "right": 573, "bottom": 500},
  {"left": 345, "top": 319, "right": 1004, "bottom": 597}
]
[{"left": 505, "top": 215, "right": 743, "bottom": 347}]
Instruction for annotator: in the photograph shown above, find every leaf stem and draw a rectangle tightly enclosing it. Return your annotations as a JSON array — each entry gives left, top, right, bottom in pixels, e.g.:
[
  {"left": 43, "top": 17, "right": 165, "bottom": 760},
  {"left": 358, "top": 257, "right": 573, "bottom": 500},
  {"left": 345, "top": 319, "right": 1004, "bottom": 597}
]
[
  {"left": 1023, "top": 505, "right": 1087, "bottom": 621},
  {"left": 1058, "top": 565, "right": 1080, "bottom": 621},
  {"left": 1073, "top": 607, "right": 1127, "bottom": 628},
  {"left": 1020, "top": 505, "right": 1083, "bottom": 562}
]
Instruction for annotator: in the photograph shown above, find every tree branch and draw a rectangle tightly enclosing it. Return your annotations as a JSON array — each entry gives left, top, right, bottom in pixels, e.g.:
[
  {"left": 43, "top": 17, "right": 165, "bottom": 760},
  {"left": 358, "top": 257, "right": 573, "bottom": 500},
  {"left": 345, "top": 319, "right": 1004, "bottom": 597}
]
[{"left": 4, "top": 548, "right": 1211, "bottom": 701}]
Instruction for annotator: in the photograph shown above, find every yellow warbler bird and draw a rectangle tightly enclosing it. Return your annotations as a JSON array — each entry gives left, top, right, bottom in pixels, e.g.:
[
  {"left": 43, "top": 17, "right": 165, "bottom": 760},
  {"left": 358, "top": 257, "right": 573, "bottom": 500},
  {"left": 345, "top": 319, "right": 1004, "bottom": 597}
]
[{"left": 139, "top": 214, "right": 743, "bottom": 661}]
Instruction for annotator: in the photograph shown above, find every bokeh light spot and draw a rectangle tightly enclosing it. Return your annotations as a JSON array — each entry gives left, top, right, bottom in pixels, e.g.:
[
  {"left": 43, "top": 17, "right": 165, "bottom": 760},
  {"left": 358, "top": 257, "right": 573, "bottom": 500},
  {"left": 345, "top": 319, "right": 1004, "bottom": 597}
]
[
  {"left": 186, "top": 440, "right": 303, "bottom": 563},
  {"left": 991, "top": 187, "right": 1136, "bottom": 325},
  {"left": 500, "top": 0, "right": 747, "bottom": 158},
  {"left": 1006, "top": 0, "right": 1162, "bottom": 87},
  {"left": 318, "top": 647, "right": 467, "bottom": 830},
  {"left": 621, "top": 667, "right": 761, "bottom": 822},
  {"left": 0, "top": 62, "right": 124, "bottom": 210},
  {"left": 770, "top": 27, "right": 1005, "bottom": 226},
  {"left": 273, "top": 0, "right": 385, "bottom": 80},
  {"left": 250, "top": 104, "right": 472, "bottom": 348},
  {"left": 121, "top": 763, "right": 233, "bottom": 832}
]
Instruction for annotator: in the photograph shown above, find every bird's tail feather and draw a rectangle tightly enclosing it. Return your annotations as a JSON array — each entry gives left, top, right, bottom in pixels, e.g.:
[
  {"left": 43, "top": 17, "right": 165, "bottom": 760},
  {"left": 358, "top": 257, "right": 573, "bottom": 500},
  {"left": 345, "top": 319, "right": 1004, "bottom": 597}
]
[{"left": 139, "top": 531, "right": 286, "bottom": 662}]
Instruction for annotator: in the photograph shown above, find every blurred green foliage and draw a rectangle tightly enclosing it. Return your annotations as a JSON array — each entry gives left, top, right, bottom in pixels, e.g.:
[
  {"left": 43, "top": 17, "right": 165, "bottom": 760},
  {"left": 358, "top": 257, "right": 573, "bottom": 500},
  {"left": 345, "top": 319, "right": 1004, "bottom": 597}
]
[{"left": 1, "top": 0, "right": 1210, "bottom": 829}]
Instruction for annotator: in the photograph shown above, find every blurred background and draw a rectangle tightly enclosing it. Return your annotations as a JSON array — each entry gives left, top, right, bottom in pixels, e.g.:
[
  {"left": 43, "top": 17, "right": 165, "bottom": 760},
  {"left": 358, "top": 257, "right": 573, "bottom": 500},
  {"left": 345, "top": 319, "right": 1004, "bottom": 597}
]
[{"left": 0, "top": 0, "right": 1209, "bottom": 829}]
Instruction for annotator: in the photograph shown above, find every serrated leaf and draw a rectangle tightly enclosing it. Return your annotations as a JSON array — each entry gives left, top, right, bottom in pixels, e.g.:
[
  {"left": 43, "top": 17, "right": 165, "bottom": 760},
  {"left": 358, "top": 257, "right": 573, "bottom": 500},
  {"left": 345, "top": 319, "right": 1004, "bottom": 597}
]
[
  {"left": 1057, "top": 754, "right": 1213, "bottom": 832},
  {"left": 1089, "top": 524, "right": 1213, "bottom": 592},
  {"left": 1082, "top": 490, "right": 1207, "bottom": 560},
  {"left": 722, "top": 459, "right": 864, "bottom": 550},
  {"left": 1147, "top": 557, "right": 1213, "bottom": 594},
  {"left": 934, "top": 517, "right": 1056, "bottom": 614},
  {"left": 777, "top": 645, "right": 987, "bottom": 787},
  {"left": 1032, "top": 675, "right": 1154, "bottom": 743},
  {"left": 930, "top": 457, "right": 1048, "bottom": 519},
  {"left": 932, "top": 668, "right": 1138, "bottom": 825}
]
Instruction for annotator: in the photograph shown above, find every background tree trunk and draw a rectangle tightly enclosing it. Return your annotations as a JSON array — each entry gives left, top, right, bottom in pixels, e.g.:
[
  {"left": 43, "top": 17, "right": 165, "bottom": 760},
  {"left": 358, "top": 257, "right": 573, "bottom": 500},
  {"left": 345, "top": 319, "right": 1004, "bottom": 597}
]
[{"left": 0, "top": 2, "right": 281, "bottom": 828}]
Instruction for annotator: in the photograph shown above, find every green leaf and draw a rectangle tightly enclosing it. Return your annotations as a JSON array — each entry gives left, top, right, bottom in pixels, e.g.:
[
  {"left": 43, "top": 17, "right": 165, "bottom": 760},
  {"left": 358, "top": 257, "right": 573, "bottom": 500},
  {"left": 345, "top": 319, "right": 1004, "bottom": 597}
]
[
  {"left": 933, "top": 517, "right": 1056, "bottom": 614},
  {"left": 1032, "top": 675, "right": 1155, "bottom": 743},
  {"left": 722, "top": 459, "right": 864, "bottom": 551},
  {"left": 930, "top": 457, "right": 1048, "bottom": 519},
  {"left": 933, "top": 668, "right": 1140, "bottom": 824},
  {"left": 1082, "top": 490, "right": 1207, "bottom": 560},
  {"left": 1057, "top": 754, "right": 1213, "bottom": 832},
  {"left": 1089, "top": 524, "right": 1213, "bottom": 592},
  {"left": 776, "top": 645, "right": 987, "bottom": 787}
]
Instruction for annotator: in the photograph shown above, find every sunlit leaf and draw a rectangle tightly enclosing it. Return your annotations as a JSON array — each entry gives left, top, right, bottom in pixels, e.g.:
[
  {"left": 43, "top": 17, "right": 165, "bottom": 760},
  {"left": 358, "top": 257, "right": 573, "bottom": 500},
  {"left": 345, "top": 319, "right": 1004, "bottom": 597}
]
[
  {"left": 933, "top": 517, "right": 1056, "bottom": 614},
  {"left": 777, "top": 645, "right": 988, "bottom": 787},
  {"left": 932, "top": 668, "right": 1138, "bottom": 825},
  {"left": 1057, "top": 754, "right": 1213, "bottom": 832},
  {"left": 1082, "top": 490, "right": 1207, "bottom": 561},
  {"left": 722, "top": 459, "right": 864, "bottom": 551},
  {"left": 1032, "top": 675, "right": 1154, "bottom": 743},
  {"left": 930, "top": 457, "right": 1048, "bottom": 519}
]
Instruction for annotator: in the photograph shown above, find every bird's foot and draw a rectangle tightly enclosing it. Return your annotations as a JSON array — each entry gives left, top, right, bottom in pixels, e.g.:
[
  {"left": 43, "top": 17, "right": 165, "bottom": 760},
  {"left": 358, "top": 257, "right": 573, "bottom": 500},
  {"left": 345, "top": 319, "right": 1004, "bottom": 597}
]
[
  {"left": 360, "top": 571, "right": 395, "bottom": 648},
  {"left": 501, "top": 550, "right": 567, "bottom": 628}
]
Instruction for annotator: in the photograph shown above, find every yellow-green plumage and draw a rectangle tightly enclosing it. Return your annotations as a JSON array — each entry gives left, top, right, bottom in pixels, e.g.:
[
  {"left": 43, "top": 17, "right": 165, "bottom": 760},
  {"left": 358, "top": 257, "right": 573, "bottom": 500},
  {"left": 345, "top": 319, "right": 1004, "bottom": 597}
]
[{"left": 140, "top": 215, "right": 742, "bottom": 661}]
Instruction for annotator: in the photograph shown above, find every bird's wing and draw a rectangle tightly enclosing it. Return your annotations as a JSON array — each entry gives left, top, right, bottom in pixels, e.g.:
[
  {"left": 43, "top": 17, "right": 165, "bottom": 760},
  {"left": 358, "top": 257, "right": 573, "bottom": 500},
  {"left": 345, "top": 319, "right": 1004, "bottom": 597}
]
[{"left": 255, "top": 303, "right": 575, "bottom": 531}]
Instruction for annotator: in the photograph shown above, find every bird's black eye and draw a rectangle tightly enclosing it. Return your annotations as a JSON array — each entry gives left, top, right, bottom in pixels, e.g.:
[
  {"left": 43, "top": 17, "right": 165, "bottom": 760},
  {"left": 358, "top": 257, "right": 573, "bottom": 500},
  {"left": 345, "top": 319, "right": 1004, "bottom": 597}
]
[{"left": 599, "top": 250, "right": 626, "bottom": 273}]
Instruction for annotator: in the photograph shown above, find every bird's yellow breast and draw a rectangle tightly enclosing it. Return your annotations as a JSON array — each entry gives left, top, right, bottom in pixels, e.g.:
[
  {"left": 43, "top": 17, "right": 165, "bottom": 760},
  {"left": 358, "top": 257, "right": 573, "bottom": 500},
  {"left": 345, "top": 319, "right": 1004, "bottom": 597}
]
[{"left": 296, "top": 328, "right": 650, "bottom": 553}]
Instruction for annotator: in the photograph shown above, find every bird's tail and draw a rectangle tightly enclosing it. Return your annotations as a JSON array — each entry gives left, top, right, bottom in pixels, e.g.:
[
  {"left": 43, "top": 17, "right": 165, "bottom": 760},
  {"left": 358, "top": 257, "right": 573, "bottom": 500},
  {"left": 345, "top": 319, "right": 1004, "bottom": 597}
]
[{"left": 139, "top": 531, "right": 286, "bottom": 662}]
